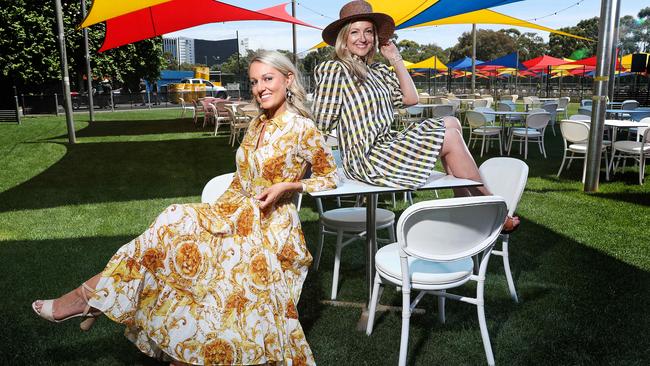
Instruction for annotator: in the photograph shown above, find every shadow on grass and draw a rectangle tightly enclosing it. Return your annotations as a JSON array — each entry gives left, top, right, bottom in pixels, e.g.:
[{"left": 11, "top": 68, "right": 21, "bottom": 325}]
[
  {"left": 72, "top": 118, "right": 201, "bottom": 137},
  {"left": 0, "top": 136, "right": 237, "bottom": 212},
  {"left": 591, "top": 191, "right": 650, "bottom": 207}
]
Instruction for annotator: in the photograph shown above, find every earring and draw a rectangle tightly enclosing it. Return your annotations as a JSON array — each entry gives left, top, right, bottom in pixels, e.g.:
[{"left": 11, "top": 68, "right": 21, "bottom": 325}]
[{"left": 286, "top": 89, "right": 294, "bottom": 104}]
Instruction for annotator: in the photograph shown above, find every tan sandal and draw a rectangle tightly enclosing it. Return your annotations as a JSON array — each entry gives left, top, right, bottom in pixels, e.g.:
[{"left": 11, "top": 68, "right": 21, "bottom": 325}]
[{"left": 32, "top": 282, "right": 101, "bottom": 331}]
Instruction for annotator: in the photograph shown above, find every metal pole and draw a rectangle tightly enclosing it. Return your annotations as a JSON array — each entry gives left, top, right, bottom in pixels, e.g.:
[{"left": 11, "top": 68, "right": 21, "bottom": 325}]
[
  {"left": 110, "top": 90, "right": 115, "bottom": 112},
  {"left": 515, "top": 51, "right": 519, "bottom": 95},
  {"left": 291, "top": 0, "right": 297, "bottom": 64},
  {"left": 54, "top": 93, "right": 59, "bottom": 116},
  {"left": 55, "top": 0, "right": 76, "bottom": 144},
  {"left": 471, "top": 24, "right": 477, "bottom": 95},
  {"left": 585, "top": 0, "right": 619, "bottom": 192},
  {"left": 433, "top": 57, "right": 437, "bottom": 95},
  {"left": 80, "top": 0, "right": 94, "bottom": 122},
  {"left": 607, "top": 0, "right": 621, "bottom": 102}
]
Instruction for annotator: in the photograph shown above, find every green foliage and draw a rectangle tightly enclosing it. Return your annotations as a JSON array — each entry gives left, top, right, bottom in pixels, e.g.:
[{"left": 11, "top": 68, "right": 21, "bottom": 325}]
[
  {"left": 0, "top": 0, "right": 164, "bottom": 96},
  {"left": 397, "top": 40, "right": 446, "bottom": 63},
  {"left": 448, "top": 29, "right": 517, "bottom": 61},
  {"left": 549, "top": 17, "right": 598, "bottom": 58},
  {"left": 301, "top": 47, "right": 334, "bottom": 76}
]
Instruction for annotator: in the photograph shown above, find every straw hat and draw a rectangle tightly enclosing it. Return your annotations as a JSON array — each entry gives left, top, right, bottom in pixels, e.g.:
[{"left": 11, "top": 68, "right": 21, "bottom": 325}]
[{"left": 322, "top": 1, "right": 395, "bottom": 46}]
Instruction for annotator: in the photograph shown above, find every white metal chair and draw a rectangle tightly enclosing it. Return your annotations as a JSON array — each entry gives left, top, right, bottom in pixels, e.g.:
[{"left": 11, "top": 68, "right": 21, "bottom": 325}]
[
  {"left": 179, "top": 97, "right": 195, "bottom": 119},
  {"left": 213, "top": 101, "right": 231, "bottom": 136},
  {"left": 580, "top": 99, "right": 592, "bottom": 107},
  {"left": 609, "top": 125, "right": 650, "bottom": 185},
  {"left": 401, "top": 105, "right": 425, "bottom": 128},
  {"left": 557, "top": 120, "right": 611, "bottom": 183},
  {"left": 225, "top": 105, "right": 251, "bottom": 146},
  {"left": 201, "top": 173, "right": 234, "bottom": 203},
  {"left": 578, "top": 106, "right": 592, "bottom": 116},
  {"left": 479, "top": 158, "right": 528, "bottom": 302},
  {"left": 471, "top": 98, "right": 489, "bottom": 109},
  {"left": 466, "top": 110, "right": 502, "bottom": 157},
  {"left": 366, "top": 196, "right": 508, "bottom": 366},
  {"left": 507, "top": 112, "right": 550, "bottom": 159},
  {"left": 541, "top": 102, "right": 558, "bottom": 135},
  {"left": 557, "top": 120, "right": 610, "bottom": 182},
  {"left": 312, "top": 194, "right": 396, "bottom": 300},
  {"left": 556, "top": 96, "right": 570, "bottom": 120}
]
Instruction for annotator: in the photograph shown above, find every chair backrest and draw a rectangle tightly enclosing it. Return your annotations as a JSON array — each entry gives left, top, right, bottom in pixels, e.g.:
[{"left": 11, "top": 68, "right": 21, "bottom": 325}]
[
  {"left": 578, "top": 107, "right": 592, "bottom": 116},
  {"left": 201, "top": 173, "right": 235, "bottom": 203},
  {"left": 630, "top": 109, "right": 650, "bottom": 122},
  {"left": 542, "top": 102, "right": 558, "bottom": 113},
  {"left": 479, "top": 158, "right": 529, "bottom": 216},
  {"left": 580, "top": 99, "right": 592, "bottom": 107},
  {"left": 215, "top": 101, "right": 230, "bottom": 117},
  {"left": 465, "top": 110, "right": 488, "bottom": 128},
  {"left": 473, "top": 107, "right": 495, "bottom": 123},
  {"left": 560, "top": 119, "right": 590, "bottom": 144},
  {"left": 179, "top": 97, "right": 186, "bottom": 107},
  {"left": 558, "top": 97, "right": 570, "bottom": 109},
  {"left": 472, "top": 99, "right": 488, "bottom": 109},
  {"left": 205, "top": 103, "right": 217, "bottom": 115},
  {"left": 621, "top": 100, "right": 639, "bottom": 110},
  {"left": 526, "top": 112, "right": 551, "bottom": 129},
  {"left": 569, "top": 114, "right": 591, "bottom": 122},
  {"left": 432, "top": 104, "right": 454, "bottom": 118},
  {"left": 397, "top": 196, "right": 507, "bottom": 262},
  {"left": 496, "top": 102, "right": 514, "bottom": 112}
]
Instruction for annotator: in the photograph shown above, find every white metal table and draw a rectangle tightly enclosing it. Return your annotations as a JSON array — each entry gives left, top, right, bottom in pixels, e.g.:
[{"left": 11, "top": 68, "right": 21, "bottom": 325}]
[{"left": 308, "top": 169, "right": 481, "bottom": 330}]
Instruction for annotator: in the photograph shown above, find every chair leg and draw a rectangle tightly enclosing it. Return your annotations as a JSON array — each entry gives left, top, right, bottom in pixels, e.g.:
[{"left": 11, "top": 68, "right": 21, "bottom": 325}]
[
  {"left": 437, "top": 290, "right": 446, "bottom": 324},
  {"left": 398, "top": 287, "right": 412, "bottom": 366},
  {"left": 388, "top": 224, "right": 396, "bottom": 243},
  {"left": 477, "top": 286, "right": 496, "bottom": 366},
  {"left": 313, "top": 223, "right": 325, "bottom": 271},
  {"left": 331, "top": 229, "right": 344, "bottom": 300},
  {"left": 501, "top": 234, "right": 518, "bottom": 303},
  {"left": 557, "top": 150, "right": 567, "bottom": 177},
  {"left": 365, "top": 274, "right": 383, "bottom": 335}
]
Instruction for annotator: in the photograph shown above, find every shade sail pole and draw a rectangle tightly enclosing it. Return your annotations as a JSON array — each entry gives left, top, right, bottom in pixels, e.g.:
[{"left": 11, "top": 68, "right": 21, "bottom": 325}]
[
  {"left": 55, "top": 0, "right": 76, "bottom": 144},
  {"left": 291, "top": 0, "right": 297, "bottom": 63},
  {"left": 81, "top": 0, "right": 94, "bottom": 122},
  {"left": 585, "top": 0, "right": 620, "bottom": 192},
  {"left": 471, "top": 24, "right": 476, "bottom": 95},
  {"left": 607, "top": 1, "right": 621, "bottom": 101}
]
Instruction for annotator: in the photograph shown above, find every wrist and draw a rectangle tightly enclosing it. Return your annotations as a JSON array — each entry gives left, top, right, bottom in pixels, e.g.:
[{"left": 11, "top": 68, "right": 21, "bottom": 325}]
[{"left": 388, "top": 55, "right": 403, "bottom": 65}]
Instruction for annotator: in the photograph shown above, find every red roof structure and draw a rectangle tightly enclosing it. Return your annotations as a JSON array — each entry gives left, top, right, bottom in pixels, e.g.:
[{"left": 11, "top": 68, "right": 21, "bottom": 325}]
[{"left": 99, "top": 1, "right": 317, "bottom": 52}]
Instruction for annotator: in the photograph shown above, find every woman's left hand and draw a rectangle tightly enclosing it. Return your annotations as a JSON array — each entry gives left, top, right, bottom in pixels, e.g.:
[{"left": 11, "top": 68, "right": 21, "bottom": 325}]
[{"left": 256, "top": 182, "right": 300, "bottom": 210}]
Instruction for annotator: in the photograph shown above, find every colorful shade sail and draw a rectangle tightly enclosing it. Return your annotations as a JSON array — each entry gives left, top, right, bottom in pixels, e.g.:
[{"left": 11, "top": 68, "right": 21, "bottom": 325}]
[
  {"left": 98, "top": 1, "right": 317, "bottom": 52},
  {"left": 447, "top": 56, "right": 484, "bottom": 70},
  {"left": 522, "top": 55, "right": 568, "bottom": 70},
  {"left": 81, "top": 0, "right": 172, "bottom": 28},
  {"left": 406, "top": 55, "right": 448, "bottom": 71},
  {"left": 477, "top": 52, "right": 526, "bottom": 70}
]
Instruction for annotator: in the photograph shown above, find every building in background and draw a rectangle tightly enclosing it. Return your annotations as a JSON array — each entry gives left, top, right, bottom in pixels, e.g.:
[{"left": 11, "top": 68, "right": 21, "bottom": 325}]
[
  {"left": 162, "top": 37, "right": 195, "bottom": 65},
  {"left": 163, "top": 37, "right": 238, "bottom": 68}
]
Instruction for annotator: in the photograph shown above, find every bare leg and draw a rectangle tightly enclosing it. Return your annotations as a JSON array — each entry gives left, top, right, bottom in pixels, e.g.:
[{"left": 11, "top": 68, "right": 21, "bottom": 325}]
[
  {"left": 33, "top": 273, "right": 102, "bottom": 320},
  {"left": 439, "top": 116, "right": 490, "bottom": 196},
  {"left": 439, "top": 116, "right": 520, "bottom": 230}
]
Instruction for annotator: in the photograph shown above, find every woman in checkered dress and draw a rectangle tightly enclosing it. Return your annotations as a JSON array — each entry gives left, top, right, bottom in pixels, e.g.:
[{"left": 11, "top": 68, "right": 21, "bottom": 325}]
[{"left": 312, "top": 0, "right": 520, "bottom": 231}]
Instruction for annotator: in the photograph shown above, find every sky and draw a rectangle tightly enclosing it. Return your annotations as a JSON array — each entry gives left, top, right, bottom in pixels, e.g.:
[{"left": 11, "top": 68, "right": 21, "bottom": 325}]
[{"left": 165, "top": 0, "right": 646, "bottom": 57}]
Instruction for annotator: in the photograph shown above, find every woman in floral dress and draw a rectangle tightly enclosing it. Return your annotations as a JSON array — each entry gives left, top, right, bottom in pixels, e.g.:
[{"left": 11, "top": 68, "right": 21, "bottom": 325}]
[{"left": 32, "top": 51, "right": 338, "bottom": 365}]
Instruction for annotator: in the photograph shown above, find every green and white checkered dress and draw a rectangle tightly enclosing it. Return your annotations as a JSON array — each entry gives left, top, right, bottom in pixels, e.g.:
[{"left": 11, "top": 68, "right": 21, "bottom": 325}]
[{"left": 312, "top": 60, "right": 445, "bottom": 189}]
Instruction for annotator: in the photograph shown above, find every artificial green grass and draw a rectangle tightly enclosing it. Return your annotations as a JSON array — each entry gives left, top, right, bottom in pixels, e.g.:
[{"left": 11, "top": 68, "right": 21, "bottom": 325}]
[{"left": 1, "top": 106, "right": 648, "bottom": 365}]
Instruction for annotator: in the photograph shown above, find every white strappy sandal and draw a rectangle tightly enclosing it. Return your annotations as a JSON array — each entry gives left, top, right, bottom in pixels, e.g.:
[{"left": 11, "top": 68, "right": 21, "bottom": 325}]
[{"left": 32, "top": 282, "right": 101, "bottom": 331}]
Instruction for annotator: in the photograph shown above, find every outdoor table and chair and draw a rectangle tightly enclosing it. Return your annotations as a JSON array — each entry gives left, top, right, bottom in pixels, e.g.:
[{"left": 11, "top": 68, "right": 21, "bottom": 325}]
[{"left": 308, "top": 167, "right": 482, "bottom": 331}]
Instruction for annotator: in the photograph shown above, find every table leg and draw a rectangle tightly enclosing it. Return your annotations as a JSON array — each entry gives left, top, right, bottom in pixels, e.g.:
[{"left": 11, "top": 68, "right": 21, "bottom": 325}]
[{"left": 356, "top": 193, "right": 377, "bottom": 331}]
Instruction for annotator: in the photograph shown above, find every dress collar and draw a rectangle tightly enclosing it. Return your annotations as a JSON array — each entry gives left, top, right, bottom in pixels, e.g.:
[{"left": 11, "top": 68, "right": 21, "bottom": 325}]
[{"left": 258, "top": 110, "right": 290, "bottom": 130}]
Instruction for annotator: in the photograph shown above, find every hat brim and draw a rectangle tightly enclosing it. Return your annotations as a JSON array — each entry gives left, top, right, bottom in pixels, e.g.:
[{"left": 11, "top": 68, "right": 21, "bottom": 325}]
[{"left": 322, "top": 13, "right": 395, "bottom": 47}]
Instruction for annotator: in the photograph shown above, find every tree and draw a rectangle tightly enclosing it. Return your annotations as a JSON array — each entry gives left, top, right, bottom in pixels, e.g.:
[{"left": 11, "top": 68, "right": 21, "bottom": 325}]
[
  {"left": 448, "top": 29, "right": 517, "bottom": 62},
  {"left": 548, "top": 17, "right": 598, "bottom": 58},
  {"left": 0, "top": 0, "right": 164, "bottom": 104},
  {"left": 301, "top": 47, "right": 334, "bottom": 76}
]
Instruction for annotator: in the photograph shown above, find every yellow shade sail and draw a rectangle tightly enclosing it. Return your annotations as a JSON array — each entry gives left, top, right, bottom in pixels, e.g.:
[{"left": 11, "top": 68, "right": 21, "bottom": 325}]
[
  {"left": 621, "top": 53, "right": 649, "bottom": 69},
  {"left": 81, "top": 0, "right": 173, "bottom": 28},
  {"left": 389, "top": 60, "right": 414, "bottom": 70},
  {"left": 409, "top": 9, "right": 590, "bottom": 41},
  {"left": 406, "top": 55, "right": 448, "bottom": 71}
]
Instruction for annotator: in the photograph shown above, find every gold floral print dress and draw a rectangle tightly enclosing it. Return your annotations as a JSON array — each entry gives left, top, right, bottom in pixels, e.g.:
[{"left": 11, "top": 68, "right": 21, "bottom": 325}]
[{"left": 88, "top": 111, "right": 338, "bottom": 365}]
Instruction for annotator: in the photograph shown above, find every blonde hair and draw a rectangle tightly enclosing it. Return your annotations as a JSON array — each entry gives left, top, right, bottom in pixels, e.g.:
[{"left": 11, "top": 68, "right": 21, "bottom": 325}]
[
  {"left": 334, "top": 21, "right": 379, "bottom": 83},
  {"left": 248, "top": 51, "right": 311, "bottom": 119}
]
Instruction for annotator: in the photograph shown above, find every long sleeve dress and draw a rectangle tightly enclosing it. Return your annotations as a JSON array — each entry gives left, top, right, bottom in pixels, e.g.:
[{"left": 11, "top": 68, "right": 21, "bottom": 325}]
[
  {"left": 312, "top": 59, "right": 446, "bottom": 190},
  {"left": 88, "top": 110, "right": 338, "bottom": 365}
]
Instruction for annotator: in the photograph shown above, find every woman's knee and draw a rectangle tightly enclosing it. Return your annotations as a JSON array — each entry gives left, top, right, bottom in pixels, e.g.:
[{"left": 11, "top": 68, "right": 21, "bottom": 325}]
[{"left": 443, "top": 116, "right": 462, "bottom": 131}]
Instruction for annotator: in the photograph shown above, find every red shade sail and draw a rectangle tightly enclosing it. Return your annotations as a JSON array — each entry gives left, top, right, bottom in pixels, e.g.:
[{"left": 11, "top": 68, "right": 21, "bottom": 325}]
[
  {"left": 99, "top": 1, "right": 317, "bottom": 52},
  {"left": 522, "top": 55, "right": 568, "bottom": 70},
  {"left": 565, "top": 55, "right": 624, "bottom": 70}
]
